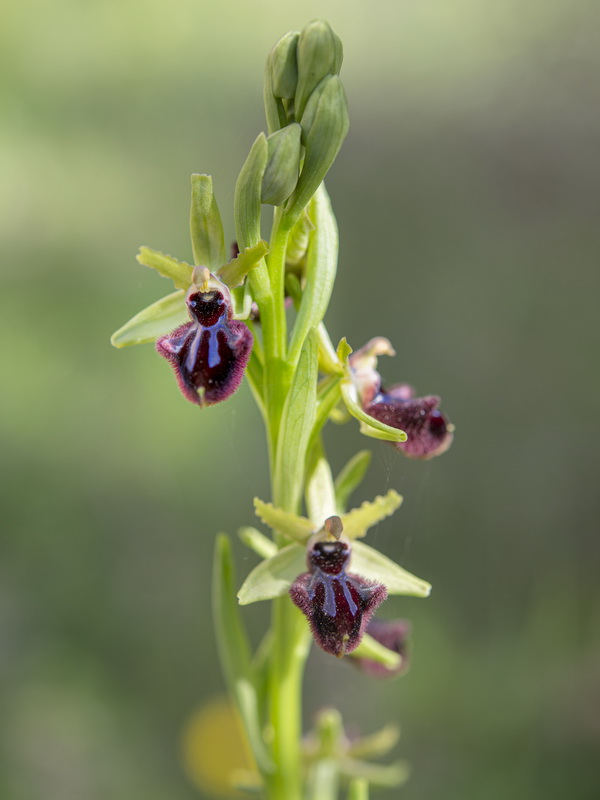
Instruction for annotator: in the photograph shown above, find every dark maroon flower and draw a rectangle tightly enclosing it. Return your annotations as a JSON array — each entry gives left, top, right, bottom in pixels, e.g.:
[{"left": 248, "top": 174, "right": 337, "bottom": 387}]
[
  {"left": 365, "top": 384, "right": 453, "bottom": 459},
  {"left": 290, "top": 538, "right": 387, "bottom": 658},
  {"left": 156, "top": 279, "right": 252, "bottom": 406},
  {"left": 351, "top": 619, "right": 411, "bottom": 678}
]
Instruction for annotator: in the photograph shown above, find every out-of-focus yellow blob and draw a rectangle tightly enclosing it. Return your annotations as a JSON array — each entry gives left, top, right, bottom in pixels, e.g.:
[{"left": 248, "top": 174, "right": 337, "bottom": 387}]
[{"left": 182, "top": 695, "right": 259, "bottom": 798}]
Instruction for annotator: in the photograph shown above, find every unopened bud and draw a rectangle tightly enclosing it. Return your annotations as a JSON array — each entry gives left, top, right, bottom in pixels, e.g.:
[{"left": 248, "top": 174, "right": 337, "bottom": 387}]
[
  {"left": 288, "top": 76, "right": 349, "bottom": 218},
  {"left": 261, "top": 123, "right": 302, "bottom": 206},
  {"left": 294, "top": 20, "right": 338, "bottom": 119},
  {"left": 270, "top": 30, "right": 300, "bottom": 100}
]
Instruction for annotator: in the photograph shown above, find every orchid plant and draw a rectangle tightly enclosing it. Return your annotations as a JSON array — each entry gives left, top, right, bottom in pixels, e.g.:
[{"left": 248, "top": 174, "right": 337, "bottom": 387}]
[{"left": 111, "top": 20, "right": 453, "bottom": 800}]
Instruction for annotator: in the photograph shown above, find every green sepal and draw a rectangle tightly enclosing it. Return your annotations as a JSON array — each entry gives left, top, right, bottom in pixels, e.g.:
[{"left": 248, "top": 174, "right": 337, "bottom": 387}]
[
  {"left": 288, "top": 185, "right": 338, "bottom": 366},
  {"left": 351, "top": 541, "right": 431, "bottom": 597},
  {"left": 189, "top": 174, "right": 226, "bottom": 270},
  {"left": 235, "top": 133, "right": 269, "bottom": 250},
  {"left": 334, "top": 450, "right": 372, "bottom": 513},
  {"left": 136, "top": 247, "right": 193, "bottom": 290},
  {"left": 287, "top": 76, "right": 349, "bottom": 220},
  {"left": 273, "top": 329, "right": 318, "bottom": 512},
  {"left": 254, "top": 498, "right": 314, "bottom": 544},
  {"left": 270, "top": 30, "right": 300, "bottom": 99},
  {"left": 349, "top": 633, "right": 402, "bottom": 671},
  {"left": 341, "top": 759, "right": 409, "bottom": 789},
  {"left": 294, "top": 20, "right": 338, "bottom": 120},
  {"left": 341, "top": 382, "right": 408, "bottom": 444},
  {"left": 341, "top": 490, "right": 403, "bottom": 539},
  {"left": 346, "top": 724, "right": 400, "bottom": 761},
  {"left": 237, "top": 543, "right": 305, "bottom": 605},
  {"left": 346, "top": 778, "right": 369, "bottom": 800},
  {"left": 110, "top": 289, "right": 188, "bottom": 348},
  {"left": 217, "top": 241, "right": 269, "bottom": 289},
  {"left": 212, "top": 534, "right": 274, "bottom": 773},
  {"left": 305, "top": 440, "right": 337, "bottom": 524},
  {"left": 262, "top": 124, "right": 302, "bottom": 206},
  {"left": 238, "top": 526, "right": 277, "bottom": 559}
]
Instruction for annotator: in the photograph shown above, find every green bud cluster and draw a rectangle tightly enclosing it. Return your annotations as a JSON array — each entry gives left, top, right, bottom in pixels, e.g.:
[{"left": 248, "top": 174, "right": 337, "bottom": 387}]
[{"left": 258, "top": 19, "right": 349, "bottom": 217}]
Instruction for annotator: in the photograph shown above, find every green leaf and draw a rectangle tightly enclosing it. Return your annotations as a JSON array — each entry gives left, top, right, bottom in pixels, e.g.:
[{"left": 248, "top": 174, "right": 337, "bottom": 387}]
[
  {"left": 288, "top": 185, "right": 339, "bottom": 366},
  {"left": 212, "top": 534, "right": 274, "bottom": 773},
  {"left": 334, "top": 450, "right": 372, "bottom": 513},
  {"left": 253, "top": 499, "right": 313, "bottom": 544},
  {"left": 346, "top": 778, "right": 369, "bottom": 800},
  {"left": 136, "top": 247, "right": 193, "bottom": 290},
  {"left": 274, "top": 329, "right": 318, "bottom": 512},
  {"left": 237, "top": 543, "right": 305, "bottom": 605},
  {"left": 110, "top": 290, "right": 188, "bottom": 348},
  {"left": 189, "top": 174, "right": 226, "bottom": 270},
  {"left": 350, "top": 633, "right": 402, "bottom": 671},
  {"left": 238, "top": 526, "right": 277, "bottom": 559},
  {"left": 351, "top": 542, "right": 431, "bottom": 597},
  {"left": 341, "top": 382, "right": 407, "bottom": 443},
  {"left": 340, "top": 490, "right": 403, "bottom": 540},
  {"left": 217, "top": 241, "right": 270, "bottom": 289}
]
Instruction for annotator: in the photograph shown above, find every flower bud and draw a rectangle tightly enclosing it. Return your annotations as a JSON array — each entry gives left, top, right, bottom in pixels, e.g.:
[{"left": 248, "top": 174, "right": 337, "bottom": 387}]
[
  {"left": 295, "top": 20, "right": 339, "bottom": 119},
  {"left": 261, "top": 124, "right": 302, "bottom": 206},
  {"left": 287, "top": 76, "right": 349, "bottom": 219},
  {"left": 269, "top": 30, "right": 300, "bottom": 100}
]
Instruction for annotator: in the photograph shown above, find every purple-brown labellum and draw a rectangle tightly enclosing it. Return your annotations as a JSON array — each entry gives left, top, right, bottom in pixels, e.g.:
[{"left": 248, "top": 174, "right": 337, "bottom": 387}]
[
  {"left": 156, "top": 287, "right": 252, "bottom": 406},
  {"left": 351, "top": 619, "right": 411, "bottom": 678},
  {"left": 365, "top": 384, "right": 453, "bottom": 460},
  {"left": 289, "top": 539, "right": 387, "bottom": 658}
]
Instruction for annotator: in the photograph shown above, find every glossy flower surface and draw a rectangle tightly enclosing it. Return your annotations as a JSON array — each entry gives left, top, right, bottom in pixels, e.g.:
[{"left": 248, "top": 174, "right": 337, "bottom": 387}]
[
  {"left": 156, "top": 281, "right": 252, "bottom": 406},
  {"left": 289, "top": 538, "right": 387, "bottom": 658}
]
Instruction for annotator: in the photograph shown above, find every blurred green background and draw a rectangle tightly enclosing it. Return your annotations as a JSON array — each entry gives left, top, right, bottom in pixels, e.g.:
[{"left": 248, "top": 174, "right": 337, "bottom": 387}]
[{"left": 1, "top": 0, "right": 599, "bottom": 798}]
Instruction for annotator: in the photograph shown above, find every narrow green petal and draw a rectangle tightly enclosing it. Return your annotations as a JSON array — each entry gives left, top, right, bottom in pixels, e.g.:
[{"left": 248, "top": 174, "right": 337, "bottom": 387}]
[
  {"left": 110, "top": 290, "right": 187, "bottom": 348},
  {"left": 136, "top": 247, "right": 193, "bottom": 290},
  {"left": 253, "top": 498, "right": 313, "bottom": 544},
  {"left": 340, "top": 490, "right": 403, "bottom": 540},
  {"left": 212, "top": 535, "right": 274, "bottom": 773},
  {"left": 341, "top": 382, "right": 407, "bottom": 443},
  {"left": 217, "top": 240, "right": 270, "bottom": 289},
  {"left": 350, "top": 541, "right": 431, "bottom": 597},
  {"left": 237, "top": 543, "right": 306, "bottom": 605},
  {"left": 334, "top": 450, "right": 372, "bottom": 513}
]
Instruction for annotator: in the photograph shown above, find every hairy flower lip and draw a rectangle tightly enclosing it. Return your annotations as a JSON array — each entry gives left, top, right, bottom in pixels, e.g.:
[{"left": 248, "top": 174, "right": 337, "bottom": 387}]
[
  {"left": 156, "top": 280, "right": 253, "bottom": 406},
  {"left": 290, "top": 538, "right": 387, "bottom": 658}
]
